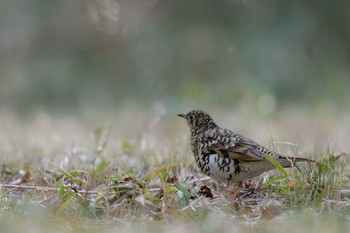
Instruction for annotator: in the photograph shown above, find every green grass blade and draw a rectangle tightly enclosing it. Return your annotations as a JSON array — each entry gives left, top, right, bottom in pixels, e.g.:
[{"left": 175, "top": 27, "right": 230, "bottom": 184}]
[
  {"left": 261, "top": 175, "right": 285, "bottom": 188},
  {"left": 265, "top": 154, "right": 288, "bottom": 177}
]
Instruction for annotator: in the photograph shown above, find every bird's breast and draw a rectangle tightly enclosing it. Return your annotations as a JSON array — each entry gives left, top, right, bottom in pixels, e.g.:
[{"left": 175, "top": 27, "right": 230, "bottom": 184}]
[
  {"left": 192, "top": 149, "right": 275, "bottom": 182},
  {"left": 193, "top": 151, "right": 241, "bottom": 182}
]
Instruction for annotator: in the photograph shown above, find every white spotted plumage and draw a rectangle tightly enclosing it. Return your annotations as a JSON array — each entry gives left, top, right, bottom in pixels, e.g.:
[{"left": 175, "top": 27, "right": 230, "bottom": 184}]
[{"left": 178, "top": 110, "right": 314, "bottom": 188}]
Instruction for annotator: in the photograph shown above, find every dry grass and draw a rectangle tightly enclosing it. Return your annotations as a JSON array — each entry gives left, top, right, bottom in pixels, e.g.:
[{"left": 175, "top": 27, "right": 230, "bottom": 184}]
[{"left": 0, "top": 108, "right": 350, "bottom": 233}]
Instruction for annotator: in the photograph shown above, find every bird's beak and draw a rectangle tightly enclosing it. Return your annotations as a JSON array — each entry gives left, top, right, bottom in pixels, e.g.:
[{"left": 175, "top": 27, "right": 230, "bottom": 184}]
[{"left": 177, "top": 113, "right": 186, "bottom": 119}]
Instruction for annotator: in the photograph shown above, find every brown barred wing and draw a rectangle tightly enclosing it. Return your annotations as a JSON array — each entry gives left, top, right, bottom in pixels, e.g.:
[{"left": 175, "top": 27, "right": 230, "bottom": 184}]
[{"left": 202, "top": 128, "right": 270, "bottom": 161}]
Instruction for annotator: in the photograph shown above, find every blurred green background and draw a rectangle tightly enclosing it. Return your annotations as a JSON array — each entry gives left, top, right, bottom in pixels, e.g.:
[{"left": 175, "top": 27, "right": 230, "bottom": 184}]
[{"left": 1, "top": 0, "right": 349, "bottom": 115}]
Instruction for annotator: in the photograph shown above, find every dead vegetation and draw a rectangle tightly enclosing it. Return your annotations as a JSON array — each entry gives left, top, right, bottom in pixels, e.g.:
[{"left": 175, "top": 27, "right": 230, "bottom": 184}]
[{"left": 0, "top": 112, "right": 349, "bottom": 233}]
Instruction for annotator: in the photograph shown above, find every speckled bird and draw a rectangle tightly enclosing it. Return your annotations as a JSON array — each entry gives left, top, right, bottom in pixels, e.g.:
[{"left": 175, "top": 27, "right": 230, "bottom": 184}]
[{"left": 178, "top": 110, "right": 314, "bottom": 196}]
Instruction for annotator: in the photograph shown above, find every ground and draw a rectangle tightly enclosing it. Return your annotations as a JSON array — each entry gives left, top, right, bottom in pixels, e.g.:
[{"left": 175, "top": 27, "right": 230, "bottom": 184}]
[{"left": 0, "top": 107, "right": 349, "bottom": 233}]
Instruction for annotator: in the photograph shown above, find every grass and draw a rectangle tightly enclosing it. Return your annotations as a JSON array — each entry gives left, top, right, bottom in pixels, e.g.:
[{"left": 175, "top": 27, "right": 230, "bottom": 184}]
[{"left": 0, "top": 111, "right": 350, "bottom": 233}]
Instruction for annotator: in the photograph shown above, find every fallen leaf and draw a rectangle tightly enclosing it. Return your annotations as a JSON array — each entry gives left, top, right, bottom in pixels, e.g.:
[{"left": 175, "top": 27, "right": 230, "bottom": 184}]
[
  {"left": 287, "top": 179, "right": 297, "bottom": 187},
  {"left": 198, "top": 185, "right": 213, "bottom": 198}
]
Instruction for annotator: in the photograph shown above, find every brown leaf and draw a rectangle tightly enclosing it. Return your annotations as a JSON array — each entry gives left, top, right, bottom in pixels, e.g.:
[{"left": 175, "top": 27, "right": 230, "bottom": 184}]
[
  {"left": 20, "top": 171, "right": 31, "bottom": 184},
  {"left": 260, "top": 205, "right": 280, "bottom": 218},
  {"left": 287, "top": 179, "right": 297, "bottom": 187},
  {"left": 166, "top": 175, "right": 178, "bottom": 184},
  {"left": 198, "top": 185, "right": 213, "bottom": 198}
]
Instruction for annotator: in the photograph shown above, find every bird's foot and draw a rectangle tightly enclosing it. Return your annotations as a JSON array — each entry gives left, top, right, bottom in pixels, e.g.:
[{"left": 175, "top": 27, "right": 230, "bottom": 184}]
[
  {"left": 228, "top": 188, "right": 241, "bottom": 199},
  {"left": 224, "top": 181, "right": 243, "bottom": 200}
]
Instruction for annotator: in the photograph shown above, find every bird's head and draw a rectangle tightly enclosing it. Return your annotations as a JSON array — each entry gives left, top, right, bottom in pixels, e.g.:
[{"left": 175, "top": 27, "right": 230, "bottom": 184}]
[{"left": 178, "top": 110, "right": 217, "bottom": 135}]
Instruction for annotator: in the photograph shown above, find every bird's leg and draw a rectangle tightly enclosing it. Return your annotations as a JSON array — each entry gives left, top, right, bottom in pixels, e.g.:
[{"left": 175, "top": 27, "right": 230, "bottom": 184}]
[
  {"left": 223, "top": 179, "right": 233, "bottom": 194},
  {"left": 223, "top": 180, "right": 243, "bottom": 199},
  {"left": 229, "top": 181, "right": 243, "bottom": 199}
]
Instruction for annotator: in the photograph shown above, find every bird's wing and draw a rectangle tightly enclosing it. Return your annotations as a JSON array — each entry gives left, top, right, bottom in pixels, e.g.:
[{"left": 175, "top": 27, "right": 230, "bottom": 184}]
[{"left": 202, "top": 128, "right": 275, "bottom": 161}]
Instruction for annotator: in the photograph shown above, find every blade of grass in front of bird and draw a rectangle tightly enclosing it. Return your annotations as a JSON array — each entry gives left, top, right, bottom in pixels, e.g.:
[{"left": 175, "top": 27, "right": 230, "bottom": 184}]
[
  {"left": 265, "top": 154, "right": 288, "bottom": 177},
  {"left": 261, "top": 175, "right": 286, "bottom": 188}
]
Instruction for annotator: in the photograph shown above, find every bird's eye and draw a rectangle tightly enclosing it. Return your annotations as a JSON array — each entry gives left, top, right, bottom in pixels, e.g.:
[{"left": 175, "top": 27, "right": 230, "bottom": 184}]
[{"left": 189, "top": 115, "right": 194, "bottom": 120}]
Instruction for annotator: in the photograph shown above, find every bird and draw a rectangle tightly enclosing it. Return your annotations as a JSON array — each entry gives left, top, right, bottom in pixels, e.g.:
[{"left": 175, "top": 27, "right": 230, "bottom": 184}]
[{"left": 178, "top": 110, "right": 314, "bottom": 198}]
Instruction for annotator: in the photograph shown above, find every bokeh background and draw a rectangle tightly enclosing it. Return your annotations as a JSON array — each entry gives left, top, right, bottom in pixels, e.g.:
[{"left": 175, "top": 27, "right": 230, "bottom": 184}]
[{"left": 0, "top": 0, "right": 349, "bottom": 159}]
